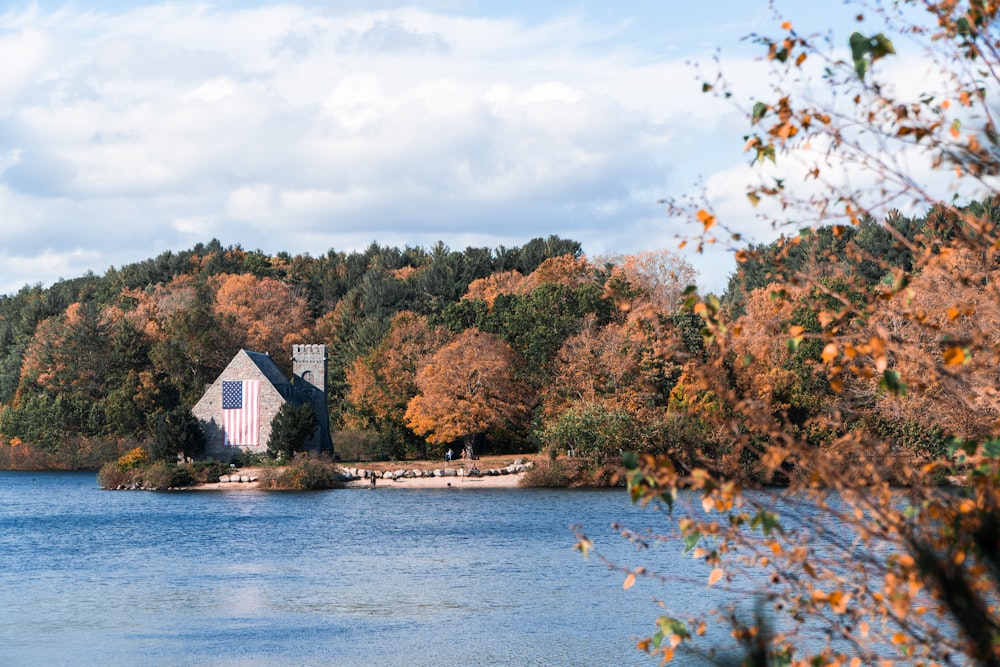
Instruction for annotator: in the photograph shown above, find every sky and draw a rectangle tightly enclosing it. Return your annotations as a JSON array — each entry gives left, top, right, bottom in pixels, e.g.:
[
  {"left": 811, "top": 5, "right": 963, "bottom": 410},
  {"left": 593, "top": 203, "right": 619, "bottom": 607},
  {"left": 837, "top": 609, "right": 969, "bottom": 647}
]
[{"left": 0, "top": 1, "right": 879, "bottom": 296}]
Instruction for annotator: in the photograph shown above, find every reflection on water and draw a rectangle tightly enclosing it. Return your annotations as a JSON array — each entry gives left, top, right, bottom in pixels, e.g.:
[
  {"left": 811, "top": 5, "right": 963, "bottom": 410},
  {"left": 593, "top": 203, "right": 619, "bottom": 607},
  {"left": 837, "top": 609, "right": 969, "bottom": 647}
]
[{"left": 0, "top": 472, "right": 748, "bottom": 666}]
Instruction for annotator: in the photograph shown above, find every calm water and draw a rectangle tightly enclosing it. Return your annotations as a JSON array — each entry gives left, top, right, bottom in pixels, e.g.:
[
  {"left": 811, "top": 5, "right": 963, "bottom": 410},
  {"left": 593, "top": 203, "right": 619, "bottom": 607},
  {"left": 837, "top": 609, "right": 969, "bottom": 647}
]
[{"left": 0, "top": 472, "right": 742, "bottom": 666}]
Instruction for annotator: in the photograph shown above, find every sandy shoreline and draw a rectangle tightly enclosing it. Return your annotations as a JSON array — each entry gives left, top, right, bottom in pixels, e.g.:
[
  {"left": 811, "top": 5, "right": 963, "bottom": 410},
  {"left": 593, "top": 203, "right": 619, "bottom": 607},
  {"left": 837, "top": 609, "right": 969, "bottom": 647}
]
[{"left": 343, "top": 472, "right": 525, "bottom": 490}]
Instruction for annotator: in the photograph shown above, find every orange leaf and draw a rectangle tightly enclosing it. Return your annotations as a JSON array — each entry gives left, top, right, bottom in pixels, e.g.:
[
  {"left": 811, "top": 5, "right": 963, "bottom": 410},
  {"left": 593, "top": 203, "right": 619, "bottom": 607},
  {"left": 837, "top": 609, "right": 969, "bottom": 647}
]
[
  {"left": 623, "top": 573, "right": 636, "bottom": 590},
  {"left": 708, "top": 568, "right": 724, "bottom": 586},
  {"left": 943, "top": 346, "right": 965, "bottom": 365},
  {"left": 696, "top": 209, "right": 717, "bottom": 231},
  {"left": 781, "top": 21, "right": 792, "bottom": 30},
  {"left": 821, "top": 343, "right": 838, "bottom": 364}
]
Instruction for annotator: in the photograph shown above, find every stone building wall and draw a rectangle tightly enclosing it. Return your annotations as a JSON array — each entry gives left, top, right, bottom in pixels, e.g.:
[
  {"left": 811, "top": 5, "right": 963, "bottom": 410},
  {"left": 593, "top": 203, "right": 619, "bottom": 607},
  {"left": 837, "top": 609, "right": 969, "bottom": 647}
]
[{"left": 192, "top": 351, "right": 288, "bottom": 459}]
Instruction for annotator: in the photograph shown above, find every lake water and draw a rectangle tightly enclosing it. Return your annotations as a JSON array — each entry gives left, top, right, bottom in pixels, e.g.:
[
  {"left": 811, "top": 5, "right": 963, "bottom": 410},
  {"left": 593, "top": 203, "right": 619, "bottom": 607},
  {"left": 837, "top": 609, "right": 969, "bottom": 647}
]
[{"left": 0, "top": 472, "right": 746, "bottom": 666}]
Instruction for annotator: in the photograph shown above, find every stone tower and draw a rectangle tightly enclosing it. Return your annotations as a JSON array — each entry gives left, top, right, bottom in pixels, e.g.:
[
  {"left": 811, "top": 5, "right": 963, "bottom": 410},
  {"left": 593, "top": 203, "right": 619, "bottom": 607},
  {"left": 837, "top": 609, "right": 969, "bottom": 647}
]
[
  {"left": 292, "top": 344, "right": 327, "bottom": 393},
  {"left": 291, "top": 344, "right": 333, "bottom": 452}
]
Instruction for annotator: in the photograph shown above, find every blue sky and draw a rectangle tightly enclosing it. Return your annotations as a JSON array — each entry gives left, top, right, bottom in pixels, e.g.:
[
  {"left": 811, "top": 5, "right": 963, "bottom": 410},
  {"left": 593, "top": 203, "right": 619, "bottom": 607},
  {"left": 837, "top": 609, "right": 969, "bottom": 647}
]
[{"left": 0, "top": 1, "right": 872, "bottom": 295}]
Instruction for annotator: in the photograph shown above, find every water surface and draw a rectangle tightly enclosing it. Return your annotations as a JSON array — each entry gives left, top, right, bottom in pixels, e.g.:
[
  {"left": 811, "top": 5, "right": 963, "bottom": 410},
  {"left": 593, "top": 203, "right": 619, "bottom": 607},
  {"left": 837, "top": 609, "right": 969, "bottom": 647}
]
[{"left": 0, "top": 472, "right": 730, "bottom": 666}]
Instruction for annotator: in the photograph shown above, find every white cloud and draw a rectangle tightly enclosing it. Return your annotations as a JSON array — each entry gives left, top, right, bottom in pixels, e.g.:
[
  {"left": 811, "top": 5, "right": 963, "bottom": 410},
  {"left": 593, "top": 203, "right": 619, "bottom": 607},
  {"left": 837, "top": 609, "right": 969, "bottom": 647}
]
[{"left": 0, "top": 1, "right": 793, "bottom": 296}]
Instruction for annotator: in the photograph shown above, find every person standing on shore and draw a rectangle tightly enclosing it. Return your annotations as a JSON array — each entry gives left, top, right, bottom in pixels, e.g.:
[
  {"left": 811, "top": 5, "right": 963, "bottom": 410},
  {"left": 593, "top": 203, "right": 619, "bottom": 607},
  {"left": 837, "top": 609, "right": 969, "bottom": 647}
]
[{"left": 445, "top": 448, "right": 452, "bottom": 464}]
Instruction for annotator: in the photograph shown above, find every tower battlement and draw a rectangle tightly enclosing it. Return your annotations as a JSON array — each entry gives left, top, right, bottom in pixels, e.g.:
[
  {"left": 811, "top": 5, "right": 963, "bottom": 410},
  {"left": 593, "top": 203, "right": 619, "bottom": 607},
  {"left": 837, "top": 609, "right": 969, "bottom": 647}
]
[{"left": 292, "top": 344, "right": 327, "bottom": 392}]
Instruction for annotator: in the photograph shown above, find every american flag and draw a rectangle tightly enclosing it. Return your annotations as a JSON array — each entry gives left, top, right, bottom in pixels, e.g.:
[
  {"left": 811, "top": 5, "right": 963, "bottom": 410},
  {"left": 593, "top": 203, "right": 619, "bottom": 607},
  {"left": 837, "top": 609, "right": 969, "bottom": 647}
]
[{"left": 222, "top": 379, "right": 260, "bottom": 447}]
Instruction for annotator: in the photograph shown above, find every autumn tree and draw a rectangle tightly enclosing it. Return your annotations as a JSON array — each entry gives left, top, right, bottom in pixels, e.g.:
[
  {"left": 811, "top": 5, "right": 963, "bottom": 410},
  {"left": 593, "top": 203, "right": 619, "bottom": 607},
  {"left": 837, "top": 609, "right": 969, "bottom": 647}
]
[
  {"left": 597, "top": 249, "right": 698, "bottom": 313},
  {"left": 404, "top": 329, "right": 531, "bottom": 458},
  {"left": 874, "top": 245, "right": 1000, "bottom": 442},
  {"left": 17, "top": 302, "right": 113, "bottom": 400},
  {"left": 211, "top": 273, "right": 313, "bottom": 373},
  {"left": 145, "top": 283, "right": 233, "bottom": 405},
  {"left": 584, "top": 3, "right": 1000, "bottom": 665},
  {"left": 462, "top": 270, "right": 525, "bottom": 306},
  {"left": 344, "top": 311, "right": 453, "bottom": 458},
  {"left": 539, "top": 296, "right": 705, "bottom": 463},
  {"left": 9, "top": 301, "right": 155, "bottom": 441}
]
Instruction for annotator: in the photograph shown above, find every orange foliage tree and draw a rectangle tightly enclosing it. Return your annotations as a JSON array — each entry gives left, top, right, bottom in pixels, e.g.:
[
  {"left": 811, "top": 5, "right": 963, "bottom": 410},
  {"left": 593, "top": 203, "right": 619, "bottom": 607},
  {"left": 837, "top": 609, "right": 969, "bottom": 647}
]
[
  {"left": 462, "top": 270, "right": 525, "bottom": 306},
  {"left": 211, "top": 273, "right": 313, "bottom": 364},
  {"left": 344, "top": 312, "right": 453, "bottom": 457},
  {"left": 405, "top": 328, "right": 531, "bottom": 458}
]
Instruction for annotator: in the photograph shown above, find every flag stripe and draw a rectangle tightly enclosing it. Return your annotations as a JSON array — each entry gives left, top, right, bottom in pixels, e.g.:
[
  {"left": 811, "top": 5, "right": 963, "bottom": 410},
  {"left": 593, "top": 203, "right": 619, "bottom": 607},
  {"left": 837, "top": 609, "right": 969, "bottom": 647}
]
[{"left": 222, "top": 379, "right": 260, "bottom": 447}]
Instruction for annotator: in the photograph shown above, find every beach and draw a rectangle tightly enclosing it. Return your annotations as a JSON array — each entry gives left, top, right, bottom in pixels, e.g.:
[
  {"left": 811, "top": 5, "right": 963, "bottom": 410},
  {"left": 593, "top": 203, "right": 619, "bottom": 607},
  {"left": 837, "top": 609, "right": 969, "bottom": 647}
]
[{"left": 342, "top": 471, "right": 525, "bottom": 489}]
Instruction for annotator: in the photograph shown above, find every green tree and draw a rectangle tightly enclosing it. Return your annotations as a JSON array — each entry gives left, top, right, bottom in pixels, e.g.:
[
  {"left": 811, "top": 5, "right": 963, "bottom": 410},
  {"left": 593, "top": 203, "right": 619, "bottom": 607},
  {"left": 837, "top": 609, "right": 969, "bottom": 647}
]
[
  {"left": 149, "top": 406, "right": 207, "bottom": 462},
  {"left": 539, "top": 403, "right": 634, "bottom": 461},
  {"left": 267, "top": 403, "right": 318, "bottom": 461},
  {"left": 485, "top": 282, "right": 612, "bottom": 377}
]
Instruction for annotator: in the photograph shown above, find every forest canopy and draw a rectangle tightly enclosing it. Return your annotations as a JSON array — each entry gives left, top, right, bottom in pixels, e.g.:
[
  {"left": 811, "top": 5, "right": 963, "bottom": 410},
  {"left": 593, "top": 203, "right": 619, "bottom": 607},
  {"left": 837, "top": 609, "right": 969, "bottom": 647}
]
[
  {"left": 0, "top": 196, "right": 985, "bottom": 480},
  {"left": 0, "top": 236, "right": 710, "bottom": 467}
]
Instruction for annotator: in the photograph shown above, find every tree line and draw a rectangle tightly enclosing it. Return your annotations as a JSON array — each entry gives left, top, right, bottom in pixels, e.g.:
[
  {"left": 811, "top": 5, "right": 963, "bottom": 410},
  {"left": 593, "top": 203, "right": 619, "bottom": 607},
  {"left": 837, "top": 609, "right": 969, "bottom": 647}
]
[
  {"left": 0, "top": 235, "right": 709, "bottom": 467},
  {"left": 0, "top": 200, "right": 975, "bottom": 477}
]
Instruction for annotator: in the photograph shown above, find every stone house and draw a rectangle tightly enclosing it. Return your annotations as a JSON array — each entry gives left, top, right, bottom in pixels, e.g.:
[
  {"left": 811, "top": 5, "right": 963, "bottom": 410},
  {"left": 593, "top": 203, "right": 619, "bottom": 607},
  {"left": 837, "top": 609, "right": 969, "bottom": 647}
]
[{"left": 192, "top": 344, "right": 333, "bottom": 459}]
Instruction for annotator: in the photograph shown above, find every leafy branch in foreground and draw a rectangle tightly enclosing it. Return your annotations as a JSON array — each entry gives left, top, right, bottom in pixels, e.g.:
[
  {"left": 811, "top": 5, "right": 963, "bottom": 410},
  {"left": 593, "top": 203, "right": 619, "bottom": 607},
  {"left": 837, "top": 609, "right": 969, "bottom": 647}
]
[{"left": 601, "top": 1, "right": 1000, "bottom": 664}]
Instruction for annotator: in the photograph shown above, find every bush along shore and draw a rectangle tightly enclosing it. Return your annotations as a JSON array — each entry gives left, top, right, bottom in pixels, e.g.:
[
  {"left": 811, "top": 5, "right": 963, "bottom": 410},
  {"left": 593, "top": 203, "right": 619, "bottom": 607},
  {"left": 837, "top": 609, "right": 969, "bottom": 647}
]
[
  {"left": 98, "top": 451, "right": 344, "bottom": 491},
  {"left": 97, "top": 451, "right": 630, "bottom": 491}
]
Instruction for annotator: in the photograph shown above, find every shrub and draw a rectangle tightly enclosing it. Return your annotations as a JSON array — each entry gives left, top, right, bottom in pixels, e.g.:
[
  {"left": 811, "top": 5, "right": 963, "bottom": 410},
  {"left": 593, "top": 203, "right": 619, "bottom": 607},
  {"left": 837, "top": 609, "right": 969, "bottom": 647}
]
[
  {"left": 267, "top": 403, "right": 317, "bottom": 460},
  {"left": 97, "top": 461, "right": 135, "bottom": 489},
  {"left": 537, "top": 404, "right": 636, "bottom": 464},
  {"left": 140, "top": 461, "right": 194, "bottom": 490},
  {"left": 184, "top": 460, "right": 230, "bottom": 484},
  {"left": 231, "top": 450, "right": 268, "bottom": 467},
  {"left": 116, "top": 446, "right": 150, "bottom": 470},
  {"left": 519, "top": 460, "right": 570, "bottom": 488},
  {"left": 332, "top": 428, "right": 381, "bottom": 462},
  {"left": 148, "top": 407, "right": 206, "bottom": 462},
  {"left": 259, "top": 454, "right": 343, "bottom": 490}
]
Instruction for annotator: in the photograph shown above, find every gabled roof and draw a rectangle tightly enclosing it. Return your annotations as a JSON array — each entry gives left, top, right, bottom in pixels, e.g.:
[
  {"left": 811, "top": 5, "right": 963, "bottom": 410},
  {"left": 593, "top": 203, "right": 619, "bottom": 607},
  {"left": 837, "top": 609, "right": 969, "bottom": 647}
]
[{"left": 243, "top": 350, "right": 292, "bottom": 389}]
